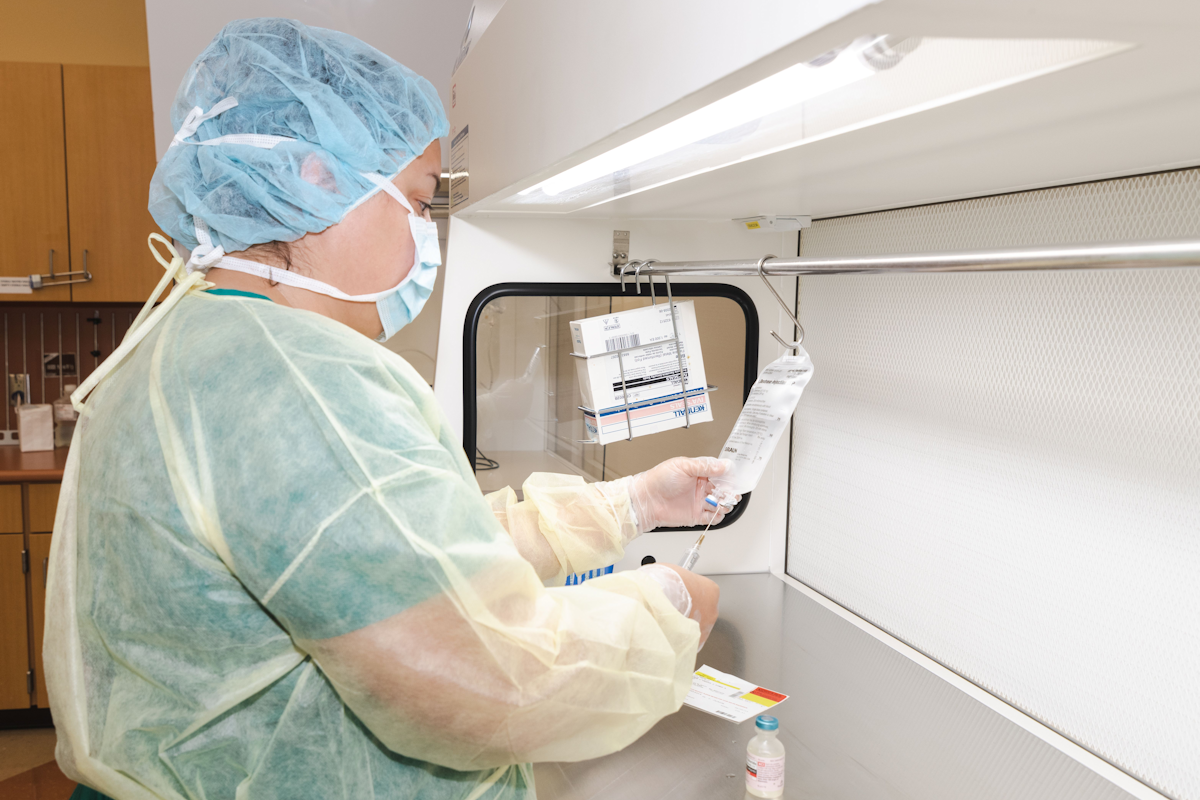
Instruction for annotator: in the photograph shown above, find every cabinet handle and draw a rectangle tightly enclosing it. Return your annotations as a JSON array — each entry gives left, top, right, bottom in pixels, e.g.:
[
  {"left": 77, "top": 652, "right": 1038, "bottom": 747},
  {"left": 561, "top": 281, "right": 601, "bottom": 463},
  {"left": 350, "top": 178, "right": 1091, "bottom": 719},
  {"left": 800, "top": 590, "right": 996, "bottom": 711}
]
[
  {"left": 29, "top": 248, "right": 94, "bottom": 290},
  {"left": 43, "top": 557, "right": 49, "bottom": 587}
]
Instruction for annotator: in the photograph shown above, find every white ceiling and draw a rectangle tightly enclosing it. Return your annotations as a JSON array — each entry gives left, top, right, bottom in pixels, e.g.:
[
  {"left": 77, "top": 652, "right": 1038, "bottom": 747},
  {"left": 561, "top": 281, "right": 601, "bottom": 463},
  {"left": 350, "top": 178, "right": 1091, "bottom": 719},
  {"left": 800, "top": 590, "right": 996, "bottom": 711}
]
[
  {"left": 468, "top": 0, "right": 1200, "bottom": 221},
  {"left": 144, "top": 0, "right": 473, "bottom": 164}
]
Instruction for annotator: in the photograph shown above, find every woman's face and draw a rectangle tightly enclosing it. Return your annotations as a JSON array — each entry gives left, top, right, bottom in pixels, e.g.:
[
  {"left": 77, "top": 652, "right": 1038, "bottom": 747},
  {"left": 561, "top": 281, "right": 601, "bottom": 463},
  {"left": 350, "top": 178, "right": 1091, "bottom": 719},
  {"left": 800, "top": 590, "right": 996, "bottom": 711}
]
[{"left": 288, "top": 140, "right": 442, "bottom": 337}]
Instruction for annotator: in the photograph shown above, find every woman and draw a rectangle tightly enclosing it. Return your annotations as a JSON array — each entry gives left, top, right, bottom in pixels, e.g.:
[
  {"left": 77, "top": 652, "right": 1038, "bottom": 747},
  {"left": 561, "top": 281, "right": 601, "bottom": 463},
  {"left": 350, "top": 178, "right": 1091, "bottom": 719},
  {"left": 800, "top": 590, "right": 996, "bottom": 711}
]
[{"left": 46, "top": 18, "right": 730, "bottom": 800}]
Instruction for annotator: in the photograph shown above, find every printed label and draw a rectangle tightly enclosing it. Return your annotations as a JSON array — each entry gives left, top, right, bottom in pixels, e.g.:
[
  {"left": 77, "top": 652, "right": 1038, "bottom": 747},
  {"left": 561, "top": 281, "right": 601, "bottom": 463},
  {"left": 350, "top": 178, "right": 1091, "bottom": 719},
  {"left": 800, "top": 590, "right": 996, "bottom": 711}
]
[
  {"left": 746, "top": 754, "right": 784, "bottom": 793},
  {"left": 450, "top": 125, "right": 469, "bottom": 209},
  {"left": 0, "top": 277, "right": 32, "bottom": 294}
]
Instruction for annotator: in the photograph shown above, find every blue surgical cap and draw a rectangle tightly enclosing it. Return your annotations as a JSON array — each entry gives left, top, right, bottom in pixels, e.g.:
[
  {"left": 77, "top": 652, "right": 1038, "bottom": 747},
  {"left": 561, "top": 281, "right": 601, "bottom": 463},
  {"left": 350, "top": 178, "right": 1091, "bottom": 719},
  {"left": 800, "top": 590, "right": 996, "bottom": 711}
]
[{"left": 149, "top": 18, "right": 449, "bottom": 255}]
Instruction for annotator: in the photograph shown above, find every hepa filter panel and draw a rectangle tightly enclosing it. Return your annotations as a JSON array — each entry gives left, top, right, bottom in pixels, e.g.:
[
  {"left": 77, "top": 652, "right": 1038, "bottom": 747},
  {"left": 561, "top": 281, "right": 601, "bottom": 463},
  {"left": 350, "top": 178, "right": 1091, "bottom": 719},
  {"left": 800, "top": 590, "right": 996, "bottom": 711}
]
[{"left": 787, "top": 168, "right": 1200, "bottom": 800}]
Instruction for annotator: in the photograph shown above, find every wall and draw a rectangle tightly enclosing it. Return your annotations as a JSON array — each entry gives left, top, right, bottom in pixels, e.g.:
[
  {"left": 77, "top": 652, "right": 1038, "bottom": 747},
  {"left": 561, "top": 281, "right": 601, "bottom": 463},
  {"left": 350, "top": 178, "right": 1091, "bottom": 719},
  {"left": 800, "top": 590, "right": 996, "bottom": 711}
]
[
  {"left": 0, "top": 0, "right": 148, "bottom": 66},
  {"left": 0, "top": 304, "right": 142, "bottom": 441},
  {"left": 787, "top": 167, "right": 1200, "bottom": 800}
]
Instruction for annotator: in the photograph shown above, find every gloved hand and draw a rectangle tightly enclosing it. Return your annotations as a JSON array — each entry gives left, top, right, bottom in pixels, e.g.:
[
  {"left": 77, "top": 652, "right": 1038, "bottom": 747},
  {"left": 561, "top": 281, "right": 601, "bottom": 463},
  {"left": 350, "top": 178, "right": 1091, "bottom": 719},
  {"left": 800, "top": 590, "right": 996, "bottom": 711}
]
[
  {"left": 625, "top": 456, "right": 741, "bottom": 533},
  {"left": 638, "top": 563, "right": 720, "bottom": 646}
]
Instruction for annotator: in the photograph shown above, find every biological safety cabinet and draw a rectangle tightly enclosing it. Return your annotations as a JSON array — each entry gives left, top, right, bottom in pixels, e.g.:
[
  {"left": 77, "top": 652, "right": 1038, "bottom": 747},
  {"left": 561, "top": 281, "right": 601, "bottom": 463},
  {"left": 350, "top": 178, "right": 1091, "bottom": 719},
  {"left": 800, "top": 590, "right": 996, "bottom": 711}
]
[{"left": 438, "top": 1, "right": 1200, "bottom": 799}]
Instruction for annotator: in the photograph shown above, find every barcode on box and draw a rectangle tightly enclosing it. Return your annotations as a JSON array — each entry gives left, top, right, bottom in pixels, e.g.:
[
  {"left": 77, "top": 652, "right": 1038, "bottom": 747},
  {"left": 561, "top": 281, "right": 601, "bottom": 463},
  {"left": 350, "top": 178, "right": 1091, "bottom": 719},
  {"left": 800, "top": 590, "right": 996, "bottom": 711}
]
[{"left": 604, "top": 333, "right": 641, "bottom": 352}]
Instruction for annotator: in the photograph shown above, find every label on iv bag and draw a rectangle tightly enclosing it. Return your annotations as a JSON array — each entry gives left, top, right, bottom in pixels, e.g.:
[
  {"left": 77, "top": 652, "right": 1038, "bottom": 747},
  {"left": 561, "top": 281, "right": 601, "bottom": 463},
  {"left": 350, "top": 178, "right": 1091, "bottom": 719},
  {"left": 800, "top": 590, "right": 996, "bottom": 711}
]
[
  {"left": 710, "top": 350, "right": 814, "bottom": 502},
  {"left": 723, "top": 356, "right": 811, "bottom": 463}
]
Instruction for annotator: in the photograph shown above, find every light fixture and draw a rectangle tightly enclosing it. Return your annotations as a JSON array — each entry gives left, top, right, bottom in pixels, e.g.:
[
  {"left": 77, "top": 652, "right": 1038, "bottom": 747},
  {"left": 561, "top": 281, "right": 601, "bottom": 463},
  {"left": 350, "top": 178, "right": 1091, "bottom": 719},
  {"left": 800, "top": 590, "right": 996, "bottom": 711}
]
[
  {"left": 493, "top": 36, "right": 1129, "bottom": 214},
  {"left": 522, "top": 36, "right": 896, "bottom": 198}
]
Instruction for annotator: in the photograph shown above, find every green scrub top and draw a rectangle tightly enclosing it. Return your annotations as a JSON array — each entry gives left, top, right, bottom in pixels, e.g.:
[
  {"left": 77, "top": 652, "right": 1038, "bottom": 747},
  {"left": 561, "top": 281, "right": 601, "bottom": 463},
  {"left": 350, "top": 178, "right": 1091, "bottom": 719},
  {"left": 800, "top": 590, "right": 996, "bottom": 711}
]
[{"left": 205, "top": 288, "right": 273, "bottom": 301}]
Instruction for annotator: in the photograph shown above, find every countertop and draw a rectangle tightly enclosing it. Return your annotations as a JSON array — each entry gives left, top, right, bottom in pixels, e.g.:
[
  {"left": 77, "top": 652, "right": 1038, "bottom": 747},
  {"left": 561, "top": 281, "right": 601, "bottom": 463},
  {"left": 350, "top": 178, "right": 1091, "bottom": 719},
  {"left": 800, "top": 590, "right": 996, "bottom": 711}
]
[
  {"left": 0, "top": 446, "right": 68, "bottom": 482},
  {"left": 533, "top": 573, "right": 1138, "bottom": 800}
]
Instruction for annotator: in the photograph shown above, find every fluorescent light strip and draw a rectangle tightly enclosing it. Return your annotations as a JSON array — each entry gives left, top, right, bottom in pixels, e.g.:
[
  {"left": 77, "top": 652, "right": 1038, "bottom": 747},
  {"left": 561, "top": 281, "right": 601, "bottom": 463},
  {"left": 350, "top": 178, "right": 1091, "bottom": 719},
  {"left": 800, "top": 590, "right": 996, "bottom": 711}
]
[
  {"left": 521, "top": 40, "right": 876, "bottom": 198},
  {"left": 572, "top": 40, "right": 1133, "bottom": 213}
]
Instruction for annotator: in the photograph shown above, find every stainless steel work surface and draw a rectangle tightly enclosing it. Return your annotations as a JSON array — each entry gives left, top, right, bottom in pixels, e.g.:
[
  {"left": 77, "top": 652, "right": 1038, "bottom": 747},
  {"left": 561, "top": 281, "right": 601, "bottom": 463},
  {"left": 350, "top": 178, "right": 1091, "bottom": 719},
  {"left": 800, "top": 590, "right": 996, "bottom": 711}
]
[{"left": 533, "top": 573, "right": 1138, "bottom": 800}]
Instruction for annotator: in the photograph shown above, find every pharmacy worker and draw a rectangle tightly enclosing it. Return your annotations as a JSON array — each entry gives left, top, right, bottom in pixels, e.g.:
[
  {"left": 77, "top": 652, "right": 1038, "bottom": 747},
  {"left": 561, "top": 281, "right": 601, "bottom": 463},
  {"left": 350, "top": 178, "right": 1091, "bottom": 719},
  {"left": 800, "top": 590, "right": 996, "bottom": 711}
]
[{"left": 46, "top": 18, "right": 731, "bottom": 800}]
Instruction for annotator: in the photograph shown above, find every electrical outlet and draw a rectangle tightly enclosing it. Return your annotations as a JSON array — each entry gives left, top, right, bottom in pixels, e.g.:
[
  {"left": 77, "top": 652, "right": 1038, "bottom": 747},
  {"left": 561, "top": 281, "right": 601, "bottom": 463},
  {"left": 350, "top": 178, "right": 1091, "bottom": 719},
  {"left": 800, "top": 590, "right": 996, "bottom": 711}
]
[
  {"left": 8, "top": 374, "right": 31, "bottom": 406},
  {"left": 0, "top": 430, "right": 17, "bottom": 445}
]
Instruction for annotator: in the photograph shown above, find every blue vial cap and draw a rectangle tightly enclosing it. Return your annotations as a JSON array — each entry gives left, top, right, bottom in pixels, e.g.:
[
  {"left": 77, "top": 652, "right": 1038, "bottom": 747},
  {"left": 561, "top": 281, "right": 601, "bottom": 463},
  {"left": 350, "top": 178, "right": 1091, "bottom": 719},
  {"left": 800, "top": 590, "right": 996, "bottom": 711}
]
[
  {"left": 755, "top": 715, "right": 778, "bottom": 731},
  {"left": 704, "top": 494, "right": 719, "bottom": 509}
]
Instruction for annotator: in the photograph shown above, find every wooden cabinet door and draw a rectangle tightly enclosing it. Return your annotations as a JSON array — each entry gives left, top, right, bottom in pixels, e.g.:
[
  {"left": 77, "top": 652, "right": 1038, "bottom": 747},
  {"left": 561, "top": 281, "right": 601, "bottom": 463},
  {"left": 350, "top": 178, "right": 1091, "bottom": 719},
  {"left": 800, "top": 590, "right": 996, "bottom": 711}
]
[
  {"left": 0, "top": 62, "right": 71, "bottom": 303},
  {"left": 0, "top": 485, "right": 22, "bottom": 534},
  {"left": 63, "top": 65, "right": 161, "bottom": 303},
  {"left": 29, "top": 532, "right": 51, "bottom": 709},
  {"left": 28, "top": 484, "right": 60, "bottom": 533},
  {"left": 0, "top": 536, "right": 31, "bottom": 709}
]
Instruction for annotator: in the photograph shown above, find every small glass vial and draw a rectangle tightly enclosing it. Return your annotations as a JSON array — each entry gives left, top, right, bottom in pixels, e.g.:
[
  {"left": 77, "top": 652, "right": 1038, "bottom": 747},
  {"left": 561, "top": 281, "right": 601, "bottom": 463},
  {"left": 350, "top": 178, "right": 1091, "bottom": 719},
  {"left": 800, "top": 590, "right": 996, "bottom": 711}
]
[
  {"left": 53, "top": 383, "right": 79, "bottom": 449},
  {"left": 746, "top": 714, "right": 785, "bottom": 798}
]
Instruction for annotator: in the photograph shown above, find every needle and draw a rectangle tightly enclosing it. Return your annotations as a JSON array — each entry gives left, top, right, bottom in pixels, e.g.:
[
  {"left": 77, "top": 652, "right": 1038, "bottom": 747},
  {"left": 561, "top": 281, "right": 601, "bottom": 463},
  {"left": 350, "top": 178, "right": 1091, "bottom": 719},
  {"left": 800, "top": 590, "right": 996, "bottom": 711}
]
[{"left": 680, "top": 515, "right": 716, "bottom": 571}]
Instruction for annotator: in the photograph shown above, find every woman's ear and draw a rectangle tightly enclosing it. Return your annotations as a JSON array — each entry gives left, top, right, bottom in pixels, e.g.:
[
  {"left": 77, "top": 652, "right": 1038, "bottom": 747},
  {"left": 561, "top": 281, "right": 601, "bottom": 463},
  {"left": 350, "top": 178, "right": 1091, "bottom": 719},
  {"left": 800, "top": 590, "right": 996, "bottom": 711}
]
[{"left": 300, "top": 152, "right": 338, "bottom": 191}]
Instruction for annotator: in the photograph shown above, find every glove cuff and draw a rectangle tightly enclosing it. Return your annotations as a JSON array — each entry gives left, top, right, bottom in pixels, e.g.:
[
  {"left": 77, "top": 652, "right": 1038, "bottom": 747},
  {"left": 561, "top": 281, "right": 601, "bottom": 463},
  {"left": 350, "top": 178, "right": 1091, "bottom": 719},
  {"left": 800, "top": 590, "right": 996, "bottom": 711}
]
[{"left": 637, "top": 563, "right": 695, "bottom": 620}]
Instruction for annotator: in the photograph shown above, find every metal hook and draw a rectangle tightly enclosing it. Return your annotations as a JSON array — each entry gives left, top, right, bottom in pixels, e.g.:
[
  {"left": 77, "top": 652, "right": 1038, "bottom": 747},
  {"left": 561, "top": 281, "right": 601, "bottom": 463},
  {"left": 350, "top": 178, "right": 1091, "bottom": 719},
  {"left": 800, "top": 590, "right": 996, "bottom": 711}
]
[
  {"left": 646, "top": 260, "right": 660, "bottom": 304},
  {"left": 757, "top": 254, "right": 805, "bottom": 352},
  {"left": 637, "top": 259, "right": 659, "bottom": 302},
  {"left": 619, "top": 260, "right": 639, "bottom": 292}
]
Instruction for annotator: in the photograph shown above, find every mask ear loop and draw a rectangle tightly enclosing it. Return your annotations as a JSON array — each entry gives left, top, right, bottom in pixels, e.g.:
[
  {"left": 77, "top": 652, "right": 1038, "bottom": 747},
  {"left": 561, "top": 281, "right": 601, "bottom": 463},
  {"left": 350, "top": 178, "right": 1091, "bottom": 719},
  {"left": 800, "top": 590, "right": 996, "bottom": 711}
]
[{"left": 72, "top": 234, "right": 210, "bottom": 413}]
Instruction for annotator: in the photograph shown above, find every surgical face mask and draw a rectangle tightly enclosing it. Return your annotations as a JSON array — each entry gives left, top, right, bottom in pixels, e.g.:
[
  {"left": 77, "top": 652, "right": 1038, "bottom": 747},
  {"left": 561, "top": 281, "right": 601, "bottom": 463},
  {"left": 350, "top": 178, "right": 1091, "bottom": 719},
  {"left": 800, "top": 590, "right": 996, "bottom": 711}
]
[{"left": 200, "top": 173, "right": 441, "bottom": 342}]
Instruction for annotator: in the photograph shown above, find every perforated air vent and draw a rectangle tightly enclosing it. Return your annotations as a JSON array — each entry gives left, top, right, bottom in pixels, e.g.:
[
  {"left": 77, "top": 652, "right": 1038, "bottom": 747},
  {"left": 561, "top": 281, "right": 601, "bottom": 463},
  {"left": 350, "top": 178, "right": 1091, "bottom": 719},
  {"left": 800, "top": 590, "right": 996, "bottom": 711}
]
[{"left": 789, "top": 168, "right": 1200, "bottom": 800}]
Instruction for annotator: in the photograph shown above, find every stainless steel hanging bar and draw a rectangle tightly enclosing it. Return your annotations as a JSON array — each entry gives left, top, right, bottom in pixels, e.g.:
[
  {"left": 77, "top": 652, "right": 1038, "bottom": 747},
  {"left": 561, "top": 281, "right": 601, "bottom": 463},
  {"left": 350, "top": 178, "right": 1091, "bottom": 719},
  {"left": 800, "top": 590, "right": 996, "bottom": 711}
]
[{"left": 624, "top": 240, "right": 1200, "bottom": 277}]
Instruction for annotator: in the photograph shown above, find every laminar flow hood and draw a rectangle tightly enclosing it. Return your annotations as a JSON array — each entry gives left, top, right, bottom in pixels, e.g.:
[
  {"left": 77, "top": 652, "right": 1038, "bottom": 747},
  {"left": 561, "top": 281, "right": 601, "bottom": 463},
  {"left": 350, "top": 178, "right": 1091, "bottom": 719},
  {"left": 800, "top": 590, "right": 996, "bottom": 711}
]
[{"left": 448, "top": 0, "right": 1200, "bottom": 221}]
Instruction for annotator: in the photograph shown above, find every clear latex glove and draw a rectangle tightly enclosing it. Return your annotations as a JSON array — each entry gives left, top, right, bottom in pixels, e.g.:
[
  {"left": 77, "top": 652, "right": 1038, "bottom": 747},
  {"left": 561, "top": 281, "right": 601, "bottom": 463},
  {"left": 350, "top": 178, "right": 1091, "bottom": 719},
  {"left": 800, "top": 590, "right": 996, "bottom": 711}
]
[
  {"left": 638, "top": 563, "right": 694, "bottom": 619},
  {"left": 638, "top": 564, "right": 721, "bottom": 650},
  {"left": 626, "top": 456, "right": 742, "bottom": 532}
]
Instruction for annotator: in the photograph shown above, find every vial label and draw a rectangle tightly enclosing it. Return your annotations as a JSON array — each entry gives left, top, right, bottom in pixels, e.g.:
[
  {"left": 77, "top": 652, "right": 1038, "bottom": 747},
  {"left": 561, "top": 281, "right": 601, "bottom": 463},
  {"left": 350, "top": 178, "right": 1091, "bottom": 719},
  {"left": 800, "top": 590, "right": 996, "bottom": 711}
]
[{"left": 746, "top": 753, "right": 785, "bottom": 793}]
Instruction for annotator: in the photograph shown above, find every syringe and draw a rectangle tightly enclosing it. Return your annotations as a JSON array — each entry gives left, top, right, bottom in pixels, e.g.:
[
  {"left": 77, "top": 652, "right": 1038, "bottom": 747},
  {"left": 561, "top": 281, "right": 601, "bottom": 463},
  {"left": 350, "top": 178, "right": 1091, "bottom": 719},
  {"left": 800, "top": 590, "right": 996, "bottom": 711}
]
[
  {"left": 679, "top": 532, "right": 706, "bottom": 571},
  {"left": 681, "top": 490, "right": 741, "bottom": 570},
  {"left": 679, "top": 505, "right": 722, "bottom": 570}
]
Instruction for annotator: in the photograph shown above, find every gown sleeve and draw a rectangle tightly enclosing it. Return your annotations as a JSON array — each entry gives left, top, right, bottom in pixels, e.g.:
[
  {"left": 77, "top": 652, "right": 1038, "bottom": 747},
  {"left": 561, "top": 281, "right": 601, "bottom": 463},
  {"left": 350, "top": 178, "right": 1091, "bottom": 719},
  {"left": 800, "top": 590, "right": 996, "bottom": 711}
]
[{"left": 482, "top": 473, "right": 641, "bottom": 585}]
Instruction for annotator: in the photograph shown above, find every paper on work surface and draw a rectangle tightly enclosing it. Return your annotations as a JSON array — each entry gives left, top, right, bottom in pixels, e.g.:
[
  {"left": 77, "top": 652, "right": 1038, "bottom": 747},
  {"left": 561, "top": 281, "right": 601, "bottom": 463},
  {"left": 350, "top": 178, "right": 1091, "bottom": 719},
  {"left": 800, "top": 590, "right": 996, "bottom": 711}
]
[{"left": 683, "top": 665, "right": 788, "bottom": 723}]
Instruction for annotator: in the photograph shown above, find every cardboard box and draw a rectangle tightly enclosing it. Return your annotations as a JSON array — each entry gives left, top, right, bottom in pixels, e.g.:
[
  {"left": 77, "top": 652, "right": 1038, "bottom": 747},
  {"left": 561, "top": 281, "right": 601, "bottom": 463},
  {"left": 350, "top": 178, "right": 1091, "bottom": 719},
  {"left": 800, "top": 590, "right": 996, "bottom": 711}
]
[
  {"left": 571, "top": 301, "right": 713, "bottom": 444},
  {"left": 570, "top": 301, "right": 690, "bottom": 356},
  {"left": 17, "top": 404, "right": 54, "bottom": 452}
]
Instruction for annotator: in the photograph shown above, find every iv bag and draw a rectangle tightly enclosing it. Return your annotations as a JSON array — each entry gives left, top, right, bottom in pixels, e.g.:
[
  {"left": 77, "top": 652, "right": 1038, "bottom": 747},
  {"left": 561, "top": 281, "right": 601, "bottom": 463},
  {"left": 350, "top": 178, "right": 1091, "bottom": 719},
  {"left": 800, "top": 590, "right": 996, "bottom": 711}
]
[{"left": 707, "top": 349, "right": 814, "bottom": 508}]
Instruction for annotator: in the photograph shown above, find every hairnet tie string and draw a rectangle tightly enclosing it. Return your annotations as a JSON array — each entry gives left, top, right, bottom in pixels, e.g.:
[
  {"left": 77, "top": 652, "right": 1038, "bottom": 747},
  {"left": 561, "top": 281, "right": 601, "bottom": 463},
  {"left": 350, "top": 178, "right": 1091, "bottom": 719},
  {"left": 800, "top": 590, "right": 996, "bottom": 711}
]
[
  {"left": 71, "top": 234, "right": 210, "bottom": 413},
  {"left": 170, "top": 96, "right": 297, "bottom": 272},
  {"left": 170, "top": 97, "right": 240, "bottom": 147}
]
